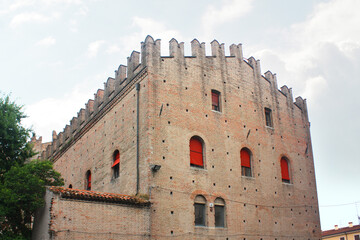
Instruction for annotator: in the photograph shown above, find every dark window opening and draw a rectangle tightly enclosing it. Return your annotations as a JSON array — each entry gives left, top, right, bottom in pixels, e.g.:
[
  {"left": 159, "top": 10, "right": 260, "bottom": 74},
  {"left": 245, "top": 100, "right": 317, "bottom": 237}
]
[
  {"left": 241, "top": 148, "right": 252, "bottom": 177},
  {"left": 211, "top": 90, "right": 220, "bottom": 112},
  {"left": 190, "top": 136, "right": 204, "bottom": 168},
  {"left": 215, "top": 198, "right": 225, "bottom": 228},
  {"left": 112, "top": 150, "right": 120, "bottom": 179},
  {"left": 194, "top": 195, "right": 206, "bottom": 226},
  {"left": 265, "top": 108, "right": 273, "bottom": 127},
  {"left": 86, "top": 170, "right": 91, "bottom": 190},
  {"left": 340, "top": 237, "right": 345, "bottom": 240},
  {"left": 68, "top": 184, "right": 72, "bottom": 189},
  {"left": 354, "top": 235, "right": 359, "bottom": 240},
  {"left": 281, "top": 157, "right": 290, "bottom": 183}
]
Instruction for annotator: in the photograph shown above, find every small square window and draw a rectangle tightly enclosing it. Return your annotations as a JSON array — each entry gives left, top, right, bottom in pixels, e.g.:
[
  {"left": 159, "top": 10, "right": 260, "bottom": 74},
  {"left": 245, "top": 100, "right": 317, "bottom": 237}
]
[
  {"left": 211, "top": 90, "right": 220, "bottom": 112},
  {"left": 241, "top": 166, "right": 252, "bottom": 177},
  {"left": 265, "top": 108, "right": 273, "bottom": 127}
]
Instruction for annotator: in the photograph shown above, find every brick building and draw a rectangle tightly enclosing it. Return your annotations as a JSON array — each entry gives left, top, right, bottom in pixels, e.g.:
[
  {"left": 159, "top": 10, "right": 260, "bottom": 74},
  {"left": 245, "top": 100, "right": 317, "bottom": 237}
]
[{"left": 33, "top": 35, "right": 321, "bottom": 239}]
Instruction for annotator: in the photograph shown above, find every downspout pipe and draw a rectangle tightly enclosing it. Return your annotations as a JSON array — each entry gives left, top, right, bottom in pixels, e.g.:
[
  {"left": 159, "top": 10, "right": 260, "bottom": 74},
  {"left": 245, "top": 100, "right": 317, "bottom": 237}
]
[{"left": 136, "top": 83, "right": 140, "bottom": 195}]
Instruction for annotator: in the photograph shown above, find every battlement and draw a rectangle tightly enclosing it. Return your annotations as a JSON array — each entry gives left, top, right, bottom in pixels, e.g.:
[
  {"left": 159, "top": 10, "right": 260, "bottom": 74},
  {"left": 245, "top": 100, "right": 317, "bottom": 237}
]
[{"left": 41, "top": 36, "right": 308, "bottom": 160}]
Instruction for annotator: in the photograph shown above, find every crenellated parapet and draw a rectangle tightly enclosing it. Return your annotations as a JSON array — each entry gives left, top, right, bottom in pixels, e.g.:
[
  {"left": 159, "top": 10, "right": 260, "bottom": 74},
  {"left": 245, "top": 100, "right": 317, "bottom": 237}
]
[
  {"left": 39, "top": 35, "right": 309, "bottom": 160},
  {"left": 191, "top": 39, "right": 206, "bottom": 57}
]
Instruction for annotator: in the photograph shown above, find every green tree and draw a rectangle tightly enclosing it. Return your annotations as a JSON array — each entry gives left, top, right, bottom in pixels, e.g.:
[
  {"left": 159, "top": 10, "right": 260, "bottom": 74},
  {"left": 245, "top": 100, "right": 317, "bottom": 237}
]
[{"left": 0, "top": 95, "right": 64, "bottom": 240}]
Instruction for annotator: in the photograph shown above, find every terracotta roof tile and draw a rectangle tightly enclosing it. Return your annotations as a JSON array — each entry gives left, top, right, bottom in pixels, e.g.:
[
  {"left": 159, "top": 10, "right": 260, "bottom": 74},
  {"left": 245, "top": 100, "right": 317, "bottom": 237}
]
[
  {"left": 322, "top": 224, "right": 360, "bottom": 237},
  {"left": 49, "top": 186, "right": 150, "bottom": 207}
]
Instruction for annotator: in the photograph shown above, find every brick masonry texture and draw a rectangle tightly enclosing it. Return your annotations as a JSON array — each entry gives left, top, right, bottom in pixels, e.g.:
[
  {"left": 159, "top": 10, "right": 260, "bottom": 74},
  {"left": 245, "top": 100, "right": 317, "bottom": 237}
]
[{"left": 33, "top": 36, "right": 321, "bottom": 240}]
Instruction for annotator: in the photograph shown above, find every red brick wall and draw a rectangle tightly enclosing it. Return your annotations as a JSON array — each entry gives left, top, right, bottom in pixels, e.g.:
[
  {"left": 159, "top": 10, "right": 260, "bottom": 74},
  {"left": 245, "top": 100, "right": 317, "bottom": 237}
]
[
  {"left": 42, "top": 37, "right": 321, "bottom": 239},
  {"left": 41, "top": 190, "right": 150, "bottom": 240}
]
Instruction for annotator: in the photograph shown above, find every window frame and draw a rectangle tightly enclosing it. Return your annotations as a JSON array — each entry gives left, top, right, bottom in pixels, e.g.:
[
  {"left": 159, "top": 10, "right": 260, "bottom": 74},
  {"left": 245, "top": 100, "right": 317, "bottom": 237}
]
[
  {"left": 264, "top": 107, "right": 273, "bottom": 127},
  {"left": 280, "top": 157, "right": 291, "bottom": 183},
  {"left": 355, "top": 235, "right": 359, "bottom": 240},
  {"left": 194, "top": 195, "right": 207, "bottom": 227},
  {"left": 240, "top": 148, "right": 252, "bottom": 177},
  {"left": 86, "top": 170, "right": 91, "bottom": 190},
  {"left": 190, "top": 136, "right": 205, "bottom": 168},
  {"left": 211, "top": 90, "right": 221, "bottom": 112},
  {"left": 112, "top": 150, "right": 120, "bottom": 179},
  {"left": 214, "top": 198, "right": 226, "bottom": 228}
]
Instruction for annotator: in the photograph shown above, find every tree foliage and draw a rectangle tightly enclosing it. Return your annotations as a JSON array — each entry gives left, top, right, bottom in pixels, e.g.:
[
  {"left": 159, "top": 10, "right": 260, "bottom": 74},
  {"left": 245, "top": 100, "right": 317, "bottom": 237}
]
[
  {"left": 0, "top": 95, "right": 64, "bottom": 239},
  {"left": 0, "top": 96, "right": 34, "bottom": 175}
]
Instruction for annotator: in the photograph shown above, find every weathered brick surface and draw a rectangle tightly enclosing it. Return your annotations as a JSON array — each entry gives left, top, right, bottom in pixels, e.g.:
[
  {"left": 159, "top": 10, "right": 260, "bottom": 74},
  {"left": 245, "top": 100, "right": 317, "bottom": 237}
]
[
  {"left": 37, "top": 36, "right": 321, "bottom": 240},
  {"left": 47, "top": 190, "right": 150, "bottom": 240}
]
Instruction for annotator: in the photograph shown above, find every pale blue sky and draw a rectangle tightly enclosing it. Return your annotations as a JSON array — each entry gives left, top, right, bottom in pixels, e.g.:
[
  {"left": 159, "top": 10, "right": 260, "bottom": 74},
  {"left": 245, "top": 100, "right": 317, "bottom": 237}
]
[{"left": 1, "top": 0, "right": 360, "bottom": 231}]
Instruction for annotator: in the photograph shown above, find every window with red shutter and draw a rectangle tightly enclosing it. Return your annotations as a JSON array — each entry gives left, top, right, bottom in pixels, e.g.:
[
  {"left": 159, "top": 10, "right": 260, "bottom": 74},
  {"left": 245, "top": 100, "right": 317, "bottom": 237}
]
[
  {"left": 211, "top": 90, "right": 220, "bottom": 111},
  {"left": 241, "top": 148, "right": 252, "bottom": 177},
  {"left": 86, "top": 170, "right": 91, "bottom": 190},
  {"left": 281, "top": 157, "right": 290, "bottom": 183},
  {"left": 112, "top": 150, "right": 120, "bottom": 179},
  {"left": 190, "top": 137, "right": 204, "bottom": 168}
]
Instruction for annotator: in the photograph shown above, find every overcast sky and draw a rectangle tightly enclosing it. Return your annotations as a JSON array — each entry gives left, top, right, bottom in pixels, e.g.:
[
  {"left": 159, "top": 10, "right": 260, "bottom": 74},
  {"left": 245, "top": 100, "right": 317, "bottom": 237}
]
[{"left": 1, "top": 0, "right": 359, "bottom": 231}]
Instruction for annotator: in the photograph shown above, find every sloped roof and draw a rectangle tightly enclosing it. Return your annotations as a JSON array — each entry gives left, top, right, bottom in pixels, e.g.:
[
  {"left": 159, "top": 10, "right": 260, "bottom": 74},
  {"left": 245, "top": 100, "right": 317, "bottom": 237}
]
[
  {"left": 49, "top": 186, "right": 150, "bottom": 207},
  {"left": 322, "top": 224, "right": 360, "bottom": 237}
]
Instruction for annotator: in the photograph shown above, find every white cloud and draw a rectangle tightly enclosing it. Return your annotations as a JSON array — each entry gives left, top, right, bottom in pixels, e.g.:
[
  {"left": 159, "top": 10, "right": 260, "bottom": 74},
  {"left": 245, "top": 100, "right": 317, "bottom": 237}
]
[
  {"left": 303, "top": 75, "right": 328, "bottom": 102},
  {"left": 10, "top": 12, "right": 50, "bottom": 27},
  {"left": 86, "top": 40, "right": 105, "bottom": 58},
  {"left": 106, "top": 44, "right": 121, "bottom": 54},
  {"left": 36, "top": 36, "right": 56, "bottom": 47},
  {"left": 202, "top": 0, "right": 254, "bottom": 39},
  {"left": 119, "top": 16, "right": 183, "bottom": 56},
  {"left": 23, "top": 82, "right": 95, "bottom": 142}
]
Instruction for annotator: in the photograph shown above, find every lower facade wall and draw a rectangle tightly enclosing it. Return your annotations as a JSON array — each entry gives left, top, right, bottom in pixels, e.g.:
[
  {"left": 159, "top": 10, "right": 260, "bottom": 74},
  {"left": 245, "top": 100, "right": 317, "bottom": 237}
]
[{"left": 32, "top": 189, "right": 150, "bottom": 240}]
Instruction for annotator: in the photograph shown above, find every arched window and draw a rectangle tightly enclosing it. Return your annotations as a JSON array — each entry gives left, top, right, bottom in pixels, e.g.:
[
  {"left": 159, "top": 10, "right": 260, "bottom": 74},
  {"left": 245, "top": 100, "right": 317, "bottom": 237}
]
[
  {"left": 214, "top": 198, "right": 225, "bottom": 228},
  {"left": 194, "top": 195, "right": 206, "bottom": 226},
  {"left": 190, "top": 136, "right": 204, "bottom": 168},
  {"left": 112, "top": 150, "right": 120, "bottom": 179},
  {"left": 281, "top": 157, "right": 290, "bottom": 183},
  {"left": 86, "top": 170, "right": 91, "bottom": 190},
  {"left": 240, "top": 148, "right": 252, "bottom": 177},
  {"left": 68, "top": 184, "right": 73, "bottom": 189}
]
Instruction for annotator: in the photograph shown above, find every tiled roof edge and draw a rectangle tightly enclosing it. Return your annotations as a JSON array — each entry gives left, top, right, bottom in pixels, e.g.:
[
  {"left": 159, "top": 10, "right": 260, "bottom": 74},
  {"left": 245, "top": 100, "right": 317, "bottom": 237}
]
[
  {"left": 49, "top": 186, "right": 150, "bottom": 207},
  {"left": 322, "top": 225, "right": 360, "bottom": 236}
]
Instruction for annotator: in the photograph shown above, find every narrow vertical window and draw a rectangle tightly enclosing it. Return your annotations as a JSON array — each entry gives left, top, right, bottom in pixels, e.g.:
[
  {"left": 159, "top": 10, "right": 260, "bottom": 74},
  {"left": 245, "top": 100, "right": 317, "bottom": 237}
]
[
  {"left": 211, "top": 90, "right": 220, "bottom": 111},
  {"left": 241, "top": 148, "right": 252, "bottom": 177},
  {"left": 281, "top": 157, "right": 290, "bottom": 183},
  {"left": 190, "top": 136, "right": 204, "bottom": 168},
  {"left": 194, "top": 195, "right": 206, "bottom": 226},
  {"left": 86, "top": 170, "right": 91, "bottom": 190},
  {"left": 214, "top": 198, "right": 225, "bottom": 228},
  {"left": 112, "top": 150, "right": 120, "bottom": 179},
  {"left": 264, "top": 107, "right": 273, "bottom": 127}
]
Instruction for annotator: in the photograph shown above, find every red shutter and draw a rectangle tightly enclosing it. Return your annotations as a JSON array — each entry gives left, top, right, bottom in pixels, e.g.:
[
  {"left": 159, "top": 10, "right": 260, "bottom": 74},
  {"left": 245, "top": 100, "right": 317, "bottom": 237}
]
[
  {"left": 87, "top": 172, "right": 91, "bottom": 189},
  {"left": 281, "top": 158, "right": 290, "bottom": 180},
  {"left": 190, "top": 138, "right": 203, "bottom": 167},
  {"left": 112, "top": 152, "right": 120, "bottom": 167},
  {"left": 212, "top": 92, "right": 219, "bottom": 106},
  {"left": 112, "top": 159, "right": 120, "bottom": 168},
  {"left": 241, "top": 149, "right": 251, "bottom": 168}
]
